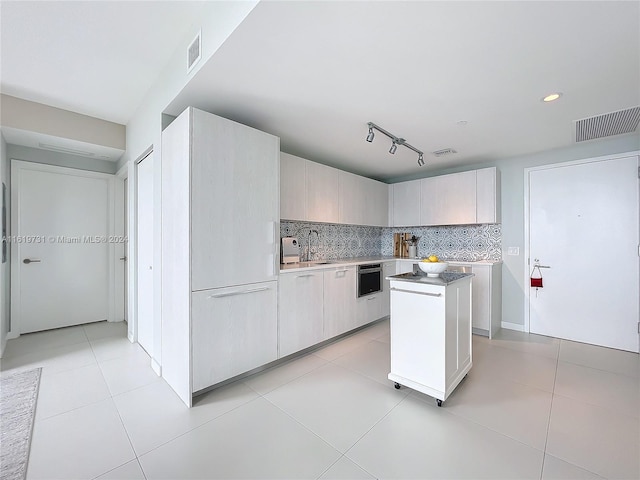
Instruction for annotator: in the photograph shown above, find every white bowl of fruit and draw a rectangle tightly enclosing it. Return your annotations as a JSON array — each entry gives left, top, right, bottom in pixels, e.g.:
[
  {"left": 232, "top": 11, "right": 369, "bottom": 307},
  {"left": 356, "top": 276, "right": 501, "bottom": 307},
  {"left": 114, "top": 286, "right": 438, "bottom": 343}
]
[{"left": 418, "top": 255, "right": 448, "bottom": 277}]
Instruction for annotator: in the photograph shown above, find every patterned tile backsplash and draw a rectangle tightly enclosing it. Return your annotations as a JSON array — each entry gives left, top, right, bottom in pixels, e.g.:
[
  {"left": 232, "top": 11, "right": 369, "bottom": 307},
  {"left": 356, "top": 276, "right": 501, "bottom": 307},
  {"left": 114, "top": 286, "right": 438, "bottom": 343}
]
[{"left": 281, "top": 221, "right": 501, "bottom": 261}]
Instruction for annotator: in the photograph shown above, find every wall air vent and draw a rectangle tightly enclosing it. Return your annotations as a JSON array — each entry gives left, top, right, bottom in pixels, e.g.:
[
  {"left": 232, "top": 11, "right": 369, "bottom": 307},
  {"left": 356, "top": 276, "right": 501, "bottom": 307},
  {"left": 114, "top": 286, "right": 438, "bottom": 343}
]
[
  {"left": 38, "top": 143, "right": 95, "bottom": 157},
  {"left": 187, "top": 30, "right": 202, "bottom": 73},
  {"left": 432, "top": 148, "right": 457, "bottom": 157},
  {"left": 575, "top": 106, "right": 640, "bottom": 142}
]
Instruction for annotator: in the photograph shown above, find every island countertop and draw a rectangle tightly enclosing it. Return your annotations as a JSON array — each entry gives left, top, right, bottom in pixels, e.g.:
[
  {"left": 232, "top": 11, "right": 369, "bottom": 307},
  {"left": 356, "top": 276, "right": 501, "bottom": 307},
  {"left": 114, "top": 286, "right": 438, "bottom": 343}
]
[{"left": 386, "top": 271, "right": 474, "bottom": 286}]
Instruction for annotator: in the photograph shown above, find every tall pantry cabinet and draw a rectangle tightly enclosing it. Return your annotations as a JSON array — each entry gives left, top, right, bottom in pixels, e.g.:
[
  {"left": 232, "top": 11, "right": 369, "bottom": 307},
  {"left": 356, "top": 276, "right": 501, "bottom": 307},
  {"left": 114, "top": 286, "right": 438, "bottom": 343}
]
[{"left": 161, "top": 107, "right": 280, "bottom": 407}]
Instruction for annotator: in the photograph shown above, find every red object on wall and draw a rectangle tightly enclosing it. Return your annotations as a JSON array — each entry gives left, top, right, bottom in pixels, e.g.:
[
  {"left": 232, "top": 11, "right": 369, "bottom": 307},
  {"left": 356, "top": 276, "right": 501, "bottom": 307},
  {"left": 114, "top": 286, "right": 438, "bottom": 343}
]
[{"left": 530, "top": 265, "right": 543, "bottom": 288}]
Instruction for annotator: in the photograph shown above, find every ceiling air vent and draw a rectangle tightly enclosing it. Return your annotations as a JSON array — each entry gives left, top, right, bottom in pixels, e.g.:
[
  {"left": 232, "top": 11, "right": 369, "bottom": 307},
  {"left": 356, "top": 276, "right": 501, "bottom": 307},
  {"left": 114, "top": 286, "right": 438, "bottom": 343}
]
[
  {"left": 575, "top": 106, "right": 640, "bottom": 142},
  {"left": 187, "top": 30, "right": 201, "bottom": 73},
  {"left": 432, "top": 148, "right": 457, "bottom": 157}
]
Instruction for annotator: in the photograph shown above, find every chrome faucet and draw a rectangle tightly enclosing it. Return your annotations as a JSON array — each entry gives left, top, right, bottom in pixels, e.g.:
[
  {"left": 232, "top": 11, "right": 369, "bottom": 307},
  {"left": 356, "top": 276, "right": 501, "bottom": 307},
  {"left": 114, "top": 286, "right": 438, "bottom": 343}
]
[{"left": 307, "top": 229, "right": 319, "bottom": 261}]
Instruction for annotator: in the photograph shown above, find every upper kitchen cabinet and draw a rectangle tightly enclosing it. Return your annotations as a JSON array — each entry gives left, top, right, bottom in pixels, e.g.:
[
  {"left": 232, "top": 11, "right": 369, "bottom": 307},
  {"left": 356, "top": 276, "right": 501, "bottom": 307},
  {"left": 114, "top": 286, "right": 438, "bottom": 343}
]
[
  {"left": 280, "top": 153, "right": 388, "bottom": 226},
  {"left": 476, "top": 167, "right": 501, "bottom": 224},
  {"left": 421, "top": 170, "right": 476, "bottom": 226},
  {"left": 391, "top": 179, "right": 421, "bottom": 227},
  {"left": 306, "top": 160, "right": 340, "bottom": 223},
  {"left": 389, "top": 167, "right": 501, "bottom": 227},
  {"left": 280, "top": 153, "right": 306, "bottom": 221},
  {"left": 339, "top": 171, "right": 388, "bottom": 227}
]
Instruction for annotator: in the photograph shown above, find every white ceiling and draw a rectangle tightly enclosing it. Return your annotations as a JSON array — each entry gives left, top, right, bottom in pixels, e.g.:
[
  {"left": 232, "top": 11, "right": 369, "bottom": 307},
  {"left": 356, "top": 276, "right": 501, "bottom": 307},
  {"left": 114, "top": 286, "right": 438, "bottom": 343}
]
[
  {"left": 2, "top": 1, "right": 639, "bottom": 180},
  {"left": 0, "top": 0, "right": 207, "bottom": 124}
]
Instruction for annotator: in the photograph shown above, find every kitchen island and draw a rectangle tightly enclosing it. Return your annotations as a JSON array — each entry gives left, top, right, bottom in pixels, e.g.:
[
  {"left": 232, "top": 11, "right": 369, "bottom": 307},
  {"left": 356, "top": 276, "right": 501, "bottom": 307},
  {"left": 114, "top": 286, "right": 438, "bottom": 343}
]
[{"left": 387, "top": 271, "right": 473, "bottom": 406}]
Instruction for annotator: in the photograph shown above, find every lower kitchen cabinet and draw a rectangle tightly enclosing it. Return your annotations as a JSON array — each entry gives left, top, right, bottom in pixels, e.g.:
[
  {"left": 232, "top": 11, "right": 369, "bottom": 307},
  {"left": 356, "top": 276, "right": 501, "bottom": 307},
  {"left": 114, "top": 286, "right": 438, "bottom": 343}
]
[
  {"left": 356, "top": 293, "right": 382, "bottom": 328},
  {"left": 323, "top": 266, "right": 356, "bottom": 338},
  {"left": 278, "top": 271, "right": 324, "bottom": 357},
  {"left": 381, "top": 261, "right": 396, "bottom": 318},
  {"left": 191, "top": 281, "right": 278, "bottom": 392},
  {"left": 469, "top": 263, "right": 502, "bottom": 338}
]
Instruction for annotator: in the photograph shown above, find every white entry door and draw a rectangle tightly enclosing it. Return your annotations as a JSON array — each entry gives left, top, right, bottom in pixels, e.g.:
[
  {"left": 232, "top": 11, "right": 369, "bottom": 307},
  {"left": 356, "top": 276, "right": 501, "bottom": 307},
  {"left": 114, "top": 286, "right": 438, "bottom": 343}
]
[
  {"left": 136, "top": 153, "right": 154, "bottom": 356},
  {"left": 528, "top": 155, "right": 639, "bottom": 352},
  {"left": 11, "top": 161, "right": 113, "bottom": 333}
]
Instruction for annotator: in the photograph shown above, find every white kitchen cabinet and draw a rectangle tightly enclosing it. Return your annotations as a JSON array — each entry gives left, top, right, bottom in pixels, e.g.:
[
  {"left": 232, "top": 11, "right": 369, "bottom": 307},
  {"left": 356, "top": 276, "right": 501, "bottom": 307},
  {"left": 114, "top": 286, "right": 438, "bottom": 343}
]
[
  {"left": 339, "top": 171, "right": 389, "bottom": 227},
  {"left": 381, "top": 261, "right": 396, "bottom": 318},
  {"left": 448, "top": 261, "right": 502, "bottom": 338},
  {"left": 306, "top": 160, "right": 340, "bottom": 223},
  {"left": 192, "top": 282, "right": 278, "bottom": 392},
  {"left": 323, "top": 266, "right": 356, "bottom": 338},
  {"left": 388, "top": 275, "right": 472, "bottom": 405},
  {"left": 339, "top": 171, "right": 366, "bottom": 225},
  {"left": 421, "top": 171, "right": 476, "bottom": 226},
  {"left": 392, "top": 179, "right": 422, "bottom": 227},
  {"left": 278, "top": 271, "right": 324, "bottom": 357},
  {"left": 280, "top": 152, "right": 306, "bottom": 221},
  {"left": 356, "top": 293, "right": 382, "bottom": 328},
  {"left": 476, "top": 167, "right": 501, "bottom": 224},
  {"left": 280, "top": 153, "right": 388, "bottom": 226},
  {"left": 161, "top": 107, "right": 279, "bottom": 406},
  {"left": 191, "top": 110, "right": 280, "bottom": 291}
]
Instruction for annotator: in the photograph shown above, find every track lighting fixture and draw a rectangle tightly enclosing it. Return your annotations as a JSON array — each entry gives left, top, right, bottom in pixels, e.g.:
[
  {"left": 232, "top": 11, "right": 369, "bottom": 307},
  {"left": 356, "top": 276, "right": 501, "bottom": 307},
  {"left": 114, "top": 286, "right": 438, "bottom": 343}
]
[
  {"left": 366, "top": 127, "right": 375, "bottom": 142},
  {"left": 366, "top": 122, "right": 425, "bottom": 166}
]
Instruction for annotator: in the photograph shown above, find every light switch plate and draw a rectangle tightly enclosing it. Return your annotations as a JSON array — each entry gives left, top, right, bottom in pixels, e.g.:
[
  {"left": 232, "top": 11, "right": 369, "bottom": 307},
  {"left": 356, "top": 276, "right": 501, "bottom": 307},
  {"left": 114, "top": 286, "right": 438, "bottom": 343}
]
[{"left": 507, "top": 247, "right": 519, "bottom": 256}]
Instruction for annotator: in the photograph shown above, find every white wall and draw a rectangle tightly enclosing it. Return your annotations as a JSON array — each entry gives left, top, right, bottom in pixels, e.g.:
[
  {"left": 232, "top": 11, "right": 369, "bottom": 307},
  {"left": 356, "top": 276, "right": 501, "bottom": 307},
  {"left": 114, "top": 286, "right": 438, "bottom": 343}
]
[
  {"left": 118, "top": 1, "right": 258, "bottom": 373},
  {"left": 388, "top": 133, "right": 640, "bottom": 329},
  {"left": 0, "top": 132, "right": 9, "bottom": 356}
]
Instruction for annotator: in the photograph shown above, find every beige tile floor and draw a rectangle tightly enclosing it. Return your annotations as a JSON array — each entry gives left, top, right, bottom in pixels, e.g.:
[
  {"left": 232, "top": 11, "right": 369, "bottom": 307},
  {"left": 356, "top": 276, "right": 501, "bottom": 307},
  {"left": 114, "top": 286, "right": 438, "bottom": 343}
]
[{"left": 1, "top": 319, "right": 638, "bottom": 480}]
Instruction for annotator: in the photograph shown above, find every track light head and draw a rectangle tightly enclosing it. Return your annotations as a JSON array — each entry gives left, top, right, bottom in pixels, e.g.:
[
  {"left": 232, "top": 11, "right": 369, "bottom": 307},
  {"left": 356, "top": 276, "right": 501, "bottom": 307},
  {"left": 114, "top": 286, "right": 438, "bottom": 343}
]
[
  {"left": 418, "top": 153, "right": 424, "bottom": 166},
  {"left": 389, "top": 142, "right": 397, "bottom": 154},
  {"left": 366, "top": 127, "right": 374, "bottom": 143}
]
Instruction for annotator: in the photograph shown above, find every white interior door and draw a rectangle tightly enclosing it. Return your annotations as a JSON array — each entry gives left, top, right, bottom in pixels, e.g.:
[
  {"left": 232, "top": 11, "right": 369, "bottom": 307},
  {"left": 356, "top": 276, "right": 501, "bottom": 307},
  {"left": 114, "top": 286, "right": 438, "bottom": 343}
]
[
  {"left": 136, "top": 153, "right": 154, "bottom": 355},
  {"left": 11, "top": 161, "right": 112, "bottom": 333},
  {"left": 528, "top": 155, "right": 639, "bottom": 352}
]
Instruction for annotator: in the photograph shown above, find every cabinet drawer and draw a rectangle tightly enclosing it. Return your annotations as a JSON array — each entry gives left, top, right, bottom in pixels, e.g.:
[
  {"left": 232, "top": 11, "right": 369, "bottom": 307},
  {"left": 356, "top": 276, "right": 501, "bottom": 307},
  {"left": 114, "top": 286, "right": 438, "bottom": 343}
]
[{"left": 191, "top": 281, "right": 278, "bottom": 392}]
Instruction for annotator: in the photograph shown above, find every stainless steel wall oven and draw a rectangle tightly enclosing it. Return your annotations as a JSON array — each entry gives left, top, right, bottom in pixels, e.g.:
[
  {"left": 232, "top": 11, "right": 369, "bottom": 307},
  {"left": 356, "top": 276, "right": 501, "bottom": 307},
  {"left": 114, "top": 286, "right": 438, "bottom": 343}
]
[{"left": 357, "top": 263, "right": 382, "bottom": 297}]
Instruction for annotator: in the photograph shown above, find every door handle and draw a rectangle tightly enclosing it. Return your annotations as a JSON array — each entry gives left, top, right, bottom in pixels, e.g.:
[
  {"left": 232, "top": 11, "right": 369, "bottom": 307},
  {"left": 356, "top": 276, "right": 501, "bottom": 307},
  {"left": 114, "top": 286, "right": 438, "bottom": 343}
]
[
  {"left": 120, "top": 256, "right": 127, "bottom": 261},
  {"left": 23, "top": 258, "right": 41, "bottom": 264},
  {"left": 208, "top": 286, "right": 270, "bottom": 299}
]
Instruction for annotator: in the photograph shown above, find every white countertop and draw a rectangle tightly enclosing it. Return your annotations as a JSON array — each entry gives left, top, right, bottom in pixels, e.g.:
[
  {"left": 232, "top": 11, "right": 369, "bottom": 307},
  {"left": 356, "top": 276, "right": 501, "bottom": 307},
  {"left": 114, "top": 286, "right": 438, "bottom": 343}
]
[{"left": 280, "top": 256, "right": 501, "bottom": 273}]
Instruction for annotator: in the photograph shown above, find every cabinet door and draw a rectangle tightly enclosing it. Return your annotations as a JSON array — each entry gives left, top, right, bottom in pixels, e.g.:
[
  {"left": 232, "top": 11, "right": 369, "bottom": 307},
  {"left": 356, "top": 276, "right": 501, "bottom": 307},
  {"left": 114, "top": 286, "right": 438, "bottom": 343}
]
[
  {"left": 356, "top": 293, "right": 382, "bottom": 328},
  {"left": 280, "top": 153, "right": 306, "bottom": 221},
  {"left": 366, "top": 179, "right": 389, "bottom": 227},
  {"left": 323, "top": 267, "right": 356, "bottom": 338},
  {"left": 381, "top": 261, "right": 396, "bottom": 318},
  {"left": 306, "top": 161, "right": 339, "bottom": 223},
  {"left": 471, "top": 266, "right": 491, "bottom": 332},
  {"left": 339, "top": 171, "right": 365, "bottom": 225},
  {"left": 278, "top": 272, "right": 324, "bottom": 357},
  {"left": 191, "top": 281, "right": 278, "bottom": 392},
  {"left": 191, "top": 109, "right": 280, "bottom": 291},
  {"left": 393, "top": 179, "right": 421, "bottom": 227},
  {"left": 476, "top": 167, "right": 500, "bottom": 224},
  {"left": 421, "top": 171, "right": 476, "bottom": 226}
]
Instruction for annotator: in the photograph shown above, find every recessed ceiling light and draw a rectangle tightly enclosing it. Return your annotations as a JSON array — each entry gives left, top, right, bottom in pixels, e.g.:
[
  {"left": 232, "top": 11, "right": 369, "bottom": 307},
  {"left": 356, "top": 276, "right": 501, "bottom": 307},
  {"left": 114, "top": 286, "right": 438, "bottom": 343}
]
[
  {"left": 456, "top": 120, "right": 468, "bottom": 126},
  {"left": 542, "top": 92, "right": 563, "bottom": 102}
]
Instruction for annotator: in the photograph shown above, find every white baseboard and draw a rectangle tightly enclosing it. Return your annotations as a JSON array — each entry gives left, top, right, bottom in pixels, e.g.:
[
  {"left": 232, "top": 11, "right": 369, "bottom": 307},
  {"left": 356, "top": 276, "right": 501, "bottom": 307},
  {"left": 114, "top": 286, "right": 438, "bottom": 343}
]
[
  {"left": 501, "top": 321, "right": 525, "bottom": 332},
  {"left": 151, "top": 358, "right": 161, "bottom": 376}
]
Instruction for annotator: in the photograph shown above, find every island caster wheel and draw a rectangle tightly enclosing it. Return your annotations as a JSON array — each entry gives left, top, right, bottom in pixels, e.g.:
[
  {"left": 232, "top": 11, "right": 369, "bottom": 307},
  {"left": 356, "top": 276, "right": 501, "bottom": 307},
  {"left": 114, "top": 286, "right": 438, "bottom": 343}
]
[
  {"left": 394, "top": 383, "right": 401, "bottom": 390},
  {"left": 436, "top": 399, "right": 443, "bottom": 407}
]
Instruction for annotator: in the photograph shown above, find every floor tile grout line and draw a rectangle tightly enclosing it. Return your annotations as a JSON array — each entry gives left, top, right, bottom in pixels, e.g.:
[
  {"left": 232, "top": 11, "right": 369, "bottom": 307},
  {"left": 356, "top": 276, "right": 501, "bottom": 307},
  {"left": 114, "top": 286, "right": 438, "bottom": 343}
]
[
  {"left": 259, "top": 392, "right": 352, "bottom": 456},
  {"left": 539, "top": 338, "right": 561, "bottom": 480},
  {"left": 550, "top": 390, "right": 640, "bottom": 422},
  {"left": 128, "top": 391, "right": 264, "bottom": 461}
]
